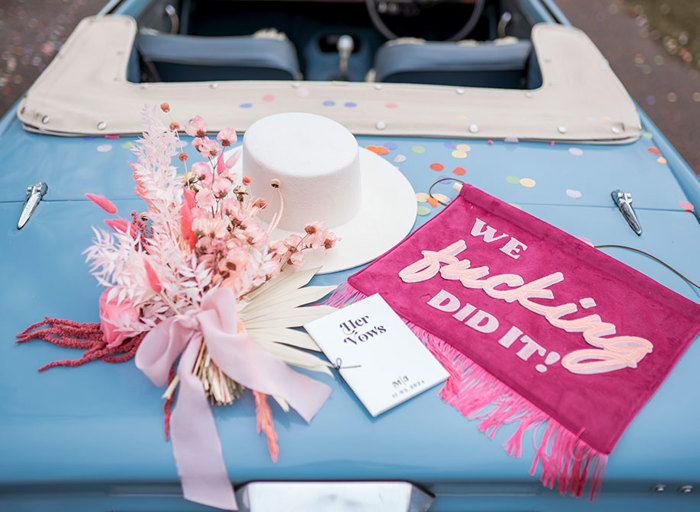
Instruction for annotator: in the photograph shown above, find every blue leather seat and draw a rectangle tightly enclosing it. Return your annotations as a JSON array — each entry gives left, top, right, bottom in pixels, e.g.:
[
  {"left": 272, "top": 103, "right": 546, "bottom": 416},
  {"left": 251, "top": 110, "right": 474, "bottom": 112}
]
[
  {"left": 373, "top": 39, "right": 536, "bottom": 89},
  {"left": 132, "top": 32, "right": 301, "bottom": 82}
]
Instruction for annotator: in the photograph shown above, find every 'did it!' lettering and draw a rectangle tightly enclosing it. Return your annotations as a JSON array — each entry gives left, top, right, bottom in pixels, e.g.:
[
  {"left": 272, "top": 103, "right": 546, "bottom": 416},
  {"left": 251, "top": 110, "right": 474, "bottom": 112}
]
[{"left": 339, "top": 315, "right": 387, "bottom": 344}]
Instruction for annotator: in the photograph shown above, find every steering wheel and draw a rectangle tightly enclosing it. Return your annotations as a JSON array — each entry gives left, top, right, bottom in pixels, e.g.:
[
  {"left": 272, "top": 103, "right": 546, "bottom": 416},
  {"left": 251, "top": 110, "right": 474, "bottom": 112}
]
[{"left": 365, "top": 0, "right": 486, "bottom": 41}]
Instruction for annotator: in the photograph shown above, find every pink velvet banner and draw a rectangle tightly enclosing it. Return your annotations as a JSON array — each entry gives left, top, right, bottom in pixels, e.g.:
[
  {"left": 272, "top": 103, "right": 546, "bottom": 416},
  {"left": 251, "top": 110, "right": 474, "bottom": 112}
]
[{"left": 347, "top": 185, "right": 700, "bottom": 459}]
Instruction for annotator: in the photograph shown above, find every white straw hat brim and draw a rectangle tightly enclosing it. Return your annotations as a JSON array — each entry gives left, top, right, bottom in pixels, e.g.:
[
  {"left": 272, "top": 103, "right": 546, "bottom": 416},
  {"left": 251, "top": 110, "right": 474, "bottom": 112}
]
[{"left": 233, "top": 148, "right": 416, "bottom": 274}]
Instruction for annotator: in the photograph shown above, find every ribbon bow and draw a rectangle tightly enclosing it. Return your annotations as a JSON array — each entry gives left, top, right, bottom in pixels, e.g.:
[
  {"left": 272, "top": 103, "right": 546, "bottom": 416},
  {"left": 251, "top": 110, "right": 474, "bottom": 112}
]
[{"left": 135, "top": 287, "right": 332, "bottom": 510}]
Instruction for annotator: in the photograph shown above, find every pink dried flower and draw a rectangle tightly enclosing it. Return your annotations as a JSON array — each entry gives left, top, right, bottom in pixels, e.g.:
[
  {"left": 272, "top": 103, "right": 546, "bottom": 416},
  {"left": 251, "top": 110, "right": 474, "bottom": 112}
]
[
  {"left": 200, "top": 138, "right": 222, "bottom": 159},
  {"left": 160, "top": 102, "right": 170, "bottom": 113},
  {"left": 85, "top": 193, "right": 117, "bottom": 214},
  {"left": 169, "top": 122, "right": 180, "bottom": 130},
  {"left": 191, "top": 162, "right": 213, "bottom": 182},
  {"left": 323, "top": 232, "right": 340, "bottom": 250},
  {"left": 143, "top": 259, "right": 162, "bottom": 293},
  {"left": 216, "top": 128, "right": 237, "bottom": 147},
  {"left": 242, "top": 176, "right": 251, "bottom": 185},
  {"left": 212, "top": 177, "right": 232, "bottom": 199},
  {"left": 195, "top": 189, "right": 216, "bottom": 209},
  {"left": 288, "top": 250, "right": 304, "bottom": 267},
  {"left": 253, "top": 198, "right": 267, "bottom": 209},
  {"left": 192, "top": 137, "right": 205, "bottom": 151},
  {"left": 178, "top": 153, "right": 188, "bottom": 162},
  {"left": 99, "top": 288, "right": 140, "bottom": 348},
  {"left": 304, "top": 222, "right": 329, "bottom": 248},
  {"left": 185, "top": 115, "right": 207, "bottom": 137},
  {"left": 283, "top": 234, "right": 303, "bottom": 250}
]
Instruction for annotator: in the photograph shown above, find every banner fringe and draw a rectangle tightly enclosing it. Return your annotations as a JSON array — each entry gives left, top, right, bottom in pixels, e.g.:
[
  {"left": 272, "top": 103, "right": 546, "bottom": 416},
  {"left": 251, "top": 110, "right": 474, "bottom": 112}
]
[{"left": 325, "top": 283, "right": 607, "bottom": 501}]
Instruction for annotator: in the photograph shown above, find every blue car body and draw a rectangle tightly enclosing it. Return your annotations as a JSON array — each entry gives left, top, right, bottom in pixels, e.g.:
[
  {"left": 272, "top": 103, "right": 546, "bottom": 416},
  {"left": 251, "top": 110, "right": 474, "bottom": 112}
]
[{"left": 1, "top": 0, "right": 699, "bottom": 510}]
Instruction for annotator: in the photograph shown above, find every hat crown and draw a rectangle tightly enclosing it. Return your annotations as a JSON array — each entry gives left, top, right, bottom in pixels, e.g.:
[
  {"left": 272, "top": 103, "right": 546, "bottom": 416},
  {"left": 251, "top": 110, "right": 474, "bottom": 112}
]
[{"left": 244, "top": 112, "right": 361, "bottom": 231}]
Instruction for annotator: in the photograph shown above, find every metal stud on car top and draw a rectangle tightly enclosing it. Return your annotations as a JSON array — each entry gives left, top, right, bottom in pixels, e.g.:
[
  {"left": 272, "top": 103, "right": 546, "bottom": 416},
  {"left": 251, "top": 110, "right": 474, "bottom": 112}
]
[
  {"left": 376, "top": 121, "right": 386, "bottom": 130},
  {"left": 679, "top": 485, "right": 694, "bottom": 494},
  {"left": 469, "top": 124, "right": 479, "bottom": 133},
  {"left": 611, "top": 126, "right": 621, "bottom": 134},
  {"left": 374, "top": 84, "right": 382, "bottom": 90},
  {"left": 41, "top": 115, "right": 49, "bottom": 124},
  {"left": 456, "top": 88, "right": 465, "bottom": 95},
  {"left": 210, "top": 83, "right": 218, "bottom": 89},
  {"left": 558, "top": 126, "right": 567, "bottom": 134},
  {"left": 652, "top": 484, "right": 667, "bottom": 493},
  {"left": 97, "top": 121, "right": 107, "bottom": 130}
]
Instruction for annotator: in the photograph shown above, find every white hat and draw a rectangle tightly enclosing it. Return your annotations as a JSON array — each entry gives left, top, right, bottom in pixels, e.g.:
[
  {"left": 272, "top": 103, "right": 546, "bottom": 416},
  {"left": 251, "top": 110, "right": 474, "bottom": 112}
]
[{"left": 237, "top": 112, "right": 416, "bottom": 274}]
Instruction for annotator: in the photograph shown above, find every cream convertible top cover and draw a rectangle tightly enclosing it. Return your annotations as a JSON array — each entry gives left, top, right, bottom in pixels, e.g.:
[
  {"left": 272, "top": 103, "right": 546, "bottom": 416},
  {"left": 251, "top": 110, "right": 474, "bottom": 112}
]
[{"left": 18, "top": 16, "right": 640, "bottom": 142}]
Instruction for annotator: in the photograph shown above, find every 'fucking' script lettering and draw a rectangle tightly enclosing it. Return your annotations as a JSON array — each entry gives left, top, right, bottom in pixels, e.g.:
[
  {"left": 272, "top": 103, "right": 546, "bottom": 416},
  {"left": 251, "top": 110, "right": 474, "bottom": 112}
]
[{"left": 398, "top": 239, "right": 653, "bottom": 375}]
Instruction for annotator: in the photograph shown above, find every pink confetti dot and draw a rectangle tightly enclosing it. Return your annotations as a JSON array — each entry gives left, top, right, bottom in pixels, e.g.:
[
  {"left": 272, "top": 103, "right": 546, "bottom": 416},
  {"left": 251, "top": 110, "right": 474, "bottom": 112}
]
[
  {"left": 679, "top": 200, "right": 694, "bottom": 212},
  {"left": 262, "top": 94, "right": 275, "bottom": 102},
  {"left": 385, "top": 102, "right": 398, "bottom": 108},
  {"left": 648, "top": 147, "right": 661, "bottom": 155}
]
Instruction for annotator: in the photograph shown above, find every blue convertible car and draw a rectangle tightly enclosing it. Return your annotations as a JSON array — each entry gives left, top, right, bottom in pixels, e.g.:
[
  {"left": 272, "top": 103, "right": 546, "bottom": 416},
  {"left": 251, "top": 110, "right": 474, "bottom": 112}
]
[{"left": 1, "top": 0, "right": 699, "bottom": 510}]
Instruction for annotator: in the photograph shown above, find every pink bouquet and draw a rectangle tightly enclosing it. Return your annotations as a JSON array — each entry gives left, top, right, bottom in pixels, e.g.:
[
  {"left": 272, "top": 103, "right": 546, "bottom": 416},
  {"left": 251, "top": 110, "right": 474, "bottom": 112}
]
[{"left": 19, "top": 104, "right": 339, "bottom": 510}]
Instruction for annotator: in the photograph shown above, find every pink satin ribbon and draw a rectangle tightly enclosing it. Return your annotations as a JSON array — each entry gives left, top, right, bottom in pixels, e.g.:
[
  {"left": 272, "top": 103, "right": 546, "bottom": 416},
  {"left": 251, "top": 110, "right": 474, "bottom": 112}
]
[{"left": 135, "top": 287, "right": 332, "bottom": 510}]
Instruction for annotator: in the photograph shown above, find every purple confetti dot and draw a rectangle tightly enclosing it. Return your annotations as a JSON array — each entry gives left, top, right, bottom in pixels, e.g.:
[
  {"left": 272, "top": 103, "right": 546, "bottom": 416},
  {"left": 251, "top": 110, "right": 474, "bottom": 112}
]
[
  {"left": 344, "top": 102, "right": 357, "bottom": 108},
  {"left": 444, "top": 141, "right": 458, "bottom": 149},
  {"left": 322, "top": 100, "right": 335, "bottom": 107},
  {"left": 240, "top": 103, "right": 253, "bottom": 108},
  {"left": 645, "top": 95, "right": 656, "bottom": 106},
  {"left": 384, "top": 142, "right": 398, "bottom": 150}
]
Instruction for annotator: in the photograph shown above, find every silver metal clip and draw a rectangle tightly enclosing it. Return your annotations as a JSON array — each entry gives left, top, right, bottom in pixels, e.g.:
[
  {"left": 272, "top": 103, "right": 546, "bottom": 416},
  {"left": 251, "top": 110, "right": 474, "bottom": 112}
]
[
  {"left": 611, "top": 189, "right": 642, "bottom": 236},
  {"left": 17, "top": 182, "right": 48, "bottom": 230}
]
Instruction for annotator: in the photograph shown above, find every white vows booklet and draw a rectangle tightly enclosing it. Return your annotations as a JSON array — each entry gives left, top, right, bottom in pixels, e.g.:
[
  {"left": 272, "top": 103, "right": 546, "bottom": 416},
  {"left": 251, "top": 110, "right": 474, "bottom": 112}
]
[{"left": 304, "top": 294, "right": 449, "bottom": 417}]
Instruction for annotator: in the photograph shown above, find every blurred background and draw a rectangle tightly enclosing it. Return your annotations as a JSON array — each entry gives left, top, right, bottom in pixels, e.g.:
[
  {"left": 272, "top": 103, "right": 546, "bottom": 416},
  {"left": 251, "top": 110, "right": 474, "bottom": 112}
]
[{"left": 0, "top": 0, "right": 698, "bottom": 175}]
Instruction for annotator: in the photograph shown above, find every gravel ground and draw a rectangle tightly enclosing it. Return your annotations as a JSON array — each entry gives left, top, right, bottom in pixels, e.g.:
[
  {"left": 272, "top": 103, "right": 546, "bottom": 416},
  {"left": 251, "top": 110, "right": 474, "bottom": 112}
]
[{"left": 0, "top": 0, "right": 698, "bottom": 175}]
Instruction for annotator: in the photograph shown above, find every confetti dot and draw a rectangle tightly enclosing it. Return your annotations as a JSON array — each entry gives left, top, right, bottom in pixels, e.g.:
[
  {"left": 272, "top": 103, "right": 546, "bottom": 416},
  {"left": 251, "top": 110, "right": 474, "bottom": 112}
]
[
  {"left": 648, "top": 147, "right": 661, "bottom": 155},
  {"left": 504, "top": 136, "right": 519, "bottom": 143},
  {"left": 569, "top": 148, "right": 584, "bottom": 156},
  {"left": 452, "top": 166, "right": 466, "bottom": 175},
  {"left": 385, "top": 102, "right": 398, "bottom": 108},
  {"left": 430, "top": 163, "right": 444, "bottom": 171},
  {"left": 296, "top": 87, "right": 310, "bottom": 97},
  {"left": 415, "top": 192, "right": 429, "bottom": 202},
  {"left": 520, "top": 178, "right": 536, "bottom": 188},
  {"left": 456, "top": 144, "right": 471, "bottom": 152},
  {"left": 322, "top": 100, "right": 335, "bottom": 107},
  {"left": 105, "top": 134, "right": 120, "bottom": 139},
  {"left": 679, "top": 200, "right": 694, "bottom": 212},
  {"left": 121, "top": 141, "right": 134, "bottom": 149},
  {"left": 642, "top": 132, "right": 653, "bottom": 139},
  {"left": 693, "top": 92, "right": 700, "bottom": 103},
  {"left": 411, "top": 145, "right": 426, "bottom": 154},
  {"left": 344, "top": 102, "right": 357, "bottom": 108},
  {"left": 566, "top": 189, "right": 583, "bottom": 198},
  {"left": 366, "top": 145, "right": 389, "bottom": 155},
  {"left": 417, "top": 205, "right": 432, "bottom": 216},
  {"left": 96, "top": 144, "right": 112, "bottom": 152},
  {"left": 488, "top": 140, "right": 494, "bottom": 145},
  {"left": 456, "top": 114, "right": 467, "bottom": 120},
  {"left": 451, "top": 150, "right": 467, "bottom": 158},
  {"left": 384, "top": 142, "right": 398, "bottom": 150},
  {"left": 240, "top": 103, "right": 253, "bottom": 108},
  {"left": 394, "top": 154, "right": 407, "bottom": 163},
  {"left": 505, "top": 175, "right": 520, "bottom": 184},
  {"left": 427, "top": 197, "right": 439, "bottom": 207},
  {"left": 657, "top": 157, "right": 667, "bottom": 164},
  {"left": 444, "top": 141, "right": 458, "bottom": 149},
  {"left": 666, "top": 92, "right": 678, "bottom": 103},
  {"left": 432, "top": 193, "right": 449, "bottom": 203},
  {"left": 578, "top": 237, "right": 594, "bottom": 246},
  {"left": 262, "top": 94, "right": 275, "bottom": 102}
]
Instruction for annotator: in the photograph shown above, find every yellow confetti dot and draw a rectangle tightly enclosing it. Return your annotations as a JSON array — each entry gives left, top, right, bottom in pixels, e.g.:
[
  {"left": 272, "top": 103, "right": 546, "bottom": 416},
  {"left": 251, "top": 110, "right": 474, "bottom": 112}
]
[
  {"left": 415, "top": 192, "right": 429, "bottom": 202},
  {"left": 411, "top": 146, "right": 426, "bottom": 154},
  {"left": 520, "top": 178, "right": 536, "bottom": 188},
  {"left": 456, "top": 144, "right": 471, "bottom": 152},
  {"left": 456, "top": 114, "right": 467, "bottom": 120},
  {"left": 657, "top": 157, "right": 667, "bottom": 164},
  {"left": 451, "top": 150, "right": 467, "bottom": 158}
]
